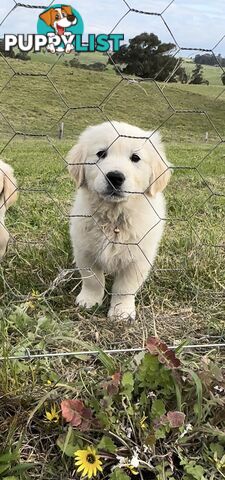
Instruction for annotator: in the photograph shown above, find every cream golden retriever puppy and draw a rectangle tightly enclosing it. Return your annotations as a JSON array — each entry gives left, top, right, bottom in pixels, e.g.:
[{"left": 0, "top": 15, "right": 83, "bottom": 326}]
[
  {"left": 67, "top": 121, "right": 171, "bottom": 320},
  {"left": 0, "top": 160, "right": 18, "bottom": 259}
]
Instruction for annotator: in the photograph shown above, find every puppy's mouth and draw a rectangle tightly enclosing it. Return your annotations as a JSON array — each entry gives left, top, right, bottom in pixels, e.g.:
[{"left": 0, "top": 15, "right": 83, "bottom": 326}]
[
  {"left": 55, "top": 17, "right": 76, "bottom": 34},
  {"left": 101, "top": 189, "right": 127, "bottom": 202},
  {"left": 56, "top": 25, "right": 65, "bottom": 35}
]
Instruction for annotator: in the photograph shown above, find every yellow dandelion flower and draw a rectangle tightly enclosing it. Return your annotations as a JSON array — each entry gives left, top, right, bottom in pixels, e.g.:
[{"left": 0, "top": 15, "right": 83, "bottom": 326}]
[
  {"left": 74, "top": 446, "right": 103, "bottom": 479},
  {"left": 140, "top": 415, "right": 148, "bottom": 430},
  {"left": 24, "top": 301, "right": 35, "bottom": 311},
  {"left": 31, "top": 289, "right": 39, "bottom": 298},
  {"left": 123, "top": 464, "right": 139, "bottom": 476},
  {"left": 45, "top": 403, "right": 60, "bottom": 423}
]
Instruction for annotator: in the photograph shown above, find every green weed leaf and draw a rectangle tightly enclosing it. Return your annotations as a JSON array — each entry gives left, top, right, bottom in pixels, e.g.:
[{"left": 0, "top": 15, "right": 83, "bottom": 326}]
[
  {"left": 151, "top": 399, "right": 166, "bottom": 418},
  {"left": 121, "top": 372, "right": 134, "bottom": 398},
  {"left": 0, "top": 465, "right": 10, "bottom": 475},
  {"left": 57, "top": 431, "right": 81, "bottom": 457},
  {"left": 110, "top": 468, "right": 130, "bottom": 480},
  {"left": 98, "top": 436, "right": 116, "bottom": 453}
]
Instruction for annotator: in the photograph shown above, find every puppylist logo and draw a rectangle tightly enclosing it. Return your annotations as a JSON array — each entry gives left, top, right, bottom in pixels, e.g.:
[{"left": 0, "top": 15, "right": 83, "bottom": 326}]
[{"left": 4, "top": 4, "right": 124, "bottom": 54}]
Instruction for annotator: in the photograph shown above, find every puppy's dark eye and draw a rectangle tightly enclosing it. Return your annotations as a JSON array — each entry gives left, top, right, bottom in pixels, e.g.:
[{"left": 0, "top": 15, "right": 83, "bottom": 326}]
[
  {"left": 97, "top": 150, "right": 107, "bottom": 159},
  {"left": 131, "top": 153, "right": 141, "bottom": 163}
]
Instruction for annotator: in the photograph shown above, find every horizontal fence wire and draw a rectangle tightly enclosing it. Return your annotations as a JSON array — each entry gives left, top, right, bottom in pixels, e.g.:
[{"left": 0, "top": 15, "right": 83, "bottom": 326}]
[{"left": 1, "top": 343, "right": 225, "bottom": 362}]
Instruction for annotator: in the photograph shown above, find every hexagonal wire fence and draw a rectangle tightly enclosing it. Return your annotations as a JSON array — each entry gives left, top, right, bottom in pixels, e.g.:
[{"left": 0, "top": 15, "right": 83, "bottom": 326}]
[{"left": 0, "top": 0, "right": 225, "bottom": 360}]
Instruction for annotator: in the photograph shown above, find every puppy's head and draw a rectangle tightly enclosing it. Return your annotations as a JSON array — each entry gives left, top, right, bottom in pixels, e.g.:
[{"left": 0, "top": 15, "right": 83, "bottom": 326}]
[
  {"left": 0, "top": 160, "right": 18, "bottom": 211},
  {"left": 67, "top": 121, "right": 171, "bottom": 202},
  {"left": 40, "top": 6, "right": 77, "bottom": 32}
]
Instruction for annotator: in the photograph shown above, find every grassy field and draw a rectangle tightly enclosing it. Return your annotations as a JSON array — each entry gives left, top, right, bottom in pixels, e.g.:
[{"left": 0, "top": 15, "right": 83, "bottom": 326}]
[{"left": 0, "top": 55, "right": 225, "bottom": 478}]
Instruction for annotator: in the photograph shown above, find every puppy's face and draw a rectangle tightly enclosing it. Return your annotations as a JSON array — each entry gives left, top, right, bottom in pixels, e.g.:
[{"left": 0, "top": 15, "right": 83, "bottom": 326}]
[
  {"left": 40, "top": 6, "right": 77, "bottom": 34},
  {"left": 67, "top": 122, "right": 171, "bottom": 201}
]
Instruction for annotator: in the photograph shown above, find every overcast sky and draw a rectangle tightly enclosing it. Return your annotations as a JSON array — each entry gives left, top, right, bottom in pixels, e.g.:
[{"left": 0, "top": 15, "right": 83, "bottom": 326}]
[{"left": 0, "top": 0, "right": 225, "bottom": 56}]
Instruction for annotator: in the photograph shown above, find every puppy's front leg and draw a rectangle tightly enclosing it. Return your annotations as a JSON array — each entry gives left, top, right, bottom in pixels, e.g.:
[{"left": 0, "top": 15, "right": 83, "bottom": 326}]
[
  {"left": 108, "top": 259, "right": 150, "bottom": 321},
  {"left": 0, "top": 223, "right": 9, "bottom": 259},
  {"left": 76, "top": 265, "right": 105, "bottom": 309}
]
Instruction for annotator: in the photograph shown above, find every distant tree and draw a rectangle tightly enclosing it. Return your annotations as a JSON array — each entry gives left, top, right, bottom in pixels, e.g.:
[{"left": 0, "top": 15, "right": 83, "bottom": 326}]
[
  {"left": 194, "top": 52, "right": 225, "bottom": 67},
  {"left": 189, "top": 64, "right": 204, "bottom": 84},
  {"left": 69, "top": 57, "right": 80, "bottom": 68},
  {"left": 178, "top": 67, "right": 188, "bottom": 84},
  {"left": 15, "top": 52, "right": 31, "bottom": 61},
  {"left": 0, "top": 38, "right": 15, "bottom": 58},
  {"left": 88, "top": 62, "right": 107, "bottom": 71},
  {"left": 109, "top": 32, "right": 181, "bottom": 81},
  {"left": 194, "top": 53, "right": 215, "bottom": 66}
]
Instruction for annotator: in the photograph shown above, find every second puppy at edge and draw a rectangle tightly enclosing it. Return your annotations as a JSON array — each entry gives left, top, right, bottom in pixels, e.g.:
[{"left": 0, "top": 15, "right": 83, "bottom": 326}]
[{"left": 67, "top": 121, "right": 172, "bottom": 320}]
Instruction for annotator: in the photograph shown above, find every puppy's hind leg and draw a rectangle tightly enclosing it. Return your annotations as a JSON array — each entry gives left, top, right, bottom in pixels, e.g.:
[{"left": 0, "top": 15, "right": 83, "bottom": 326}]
[{"left": 76, "top": 265, "right": 105, "bottom": 309}]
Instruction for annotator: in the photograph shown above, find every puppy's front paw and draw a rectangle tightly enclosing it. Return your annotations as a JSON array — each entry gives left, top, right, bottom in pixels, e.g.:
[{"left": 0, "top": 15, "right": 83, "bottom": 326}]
[
  {"left": 108, "top": 301, "right": 136, "bottom": 321},
  {"left": 47, "top": 44, "right": 56, "bottom": 54},
  {"left": 76, "top": 289, "right": 103, "bottom": 309},
  {"left": 65, "top": 44, "right": 74, "bottom": 54}
]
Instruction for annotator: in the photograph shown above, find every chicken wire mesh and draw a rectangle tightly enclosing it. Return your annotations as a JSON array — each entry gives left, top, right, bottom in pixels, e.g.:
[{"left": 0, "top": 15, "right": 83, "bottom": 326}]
[{"left": 0, "top": 0, "right": 225, "bottom": 360}]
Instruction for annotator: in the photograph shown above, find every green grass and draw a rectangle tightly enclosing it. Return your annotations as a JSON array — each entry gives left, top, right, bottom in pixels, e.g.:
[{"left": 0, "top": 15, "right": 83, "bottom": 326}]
[
  {"left": 0, "top": 57, "right": 225, "bottom": 336},
  {"left": 0, "top": 56, "right": 225, "bottom": 479},
  {"left": 30, "top": 50, "right": 108, "bottom": 65}
]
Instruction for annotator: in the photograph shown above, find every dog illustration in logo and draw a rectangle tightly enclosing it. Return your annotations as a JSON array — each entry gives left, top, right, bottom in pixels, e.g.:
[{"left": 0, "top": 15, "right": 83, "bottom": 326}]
[{"left": 40, "top": 5, "right": 77, "bottom": 53}]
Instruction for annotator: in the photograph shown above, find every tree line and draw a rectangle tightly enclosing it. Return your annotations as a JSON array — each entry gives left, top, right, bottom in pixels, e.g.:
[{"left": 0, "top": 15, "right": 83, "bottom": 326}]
[
  {"left": 194, "top": 53, "right": 225, "bottom": 67},
  {"left": 109, "top": 33, "right": 210, "bottom": 84},
  {"left": 0, "top": 39, "right": 31, "bottom": 61}
]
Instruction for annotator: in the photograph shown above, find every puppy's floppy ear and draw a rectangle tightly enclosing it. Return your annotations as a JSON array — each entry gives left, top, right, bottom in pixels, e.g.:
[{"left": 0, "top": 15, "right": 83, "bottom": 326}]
[
  {"left": 62, "top": 5, "right": 74, "bottom": 16},
  {"left": 0, "top": 161, "right": 18, "bottom": 210},
  {"left": 146, "top": 132, "right": 172, "bottom": 197},
  {"left": 39, "top": 9, "right": 53, "bottom": 26},
  {"left": 66, "top": 143, "right": 86, "bottom": 188}
]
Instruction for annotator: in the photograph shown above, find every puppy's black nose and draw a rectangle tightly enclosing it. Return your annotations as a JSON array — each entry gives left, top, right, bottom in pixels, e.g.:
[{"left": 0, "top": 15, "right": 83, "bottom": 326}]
[
  {"left": 68, "top": 14, "right": 75, "bottom": 21},
  {"left": 106, "top": 171, "right": 125, "bottom": 189}
]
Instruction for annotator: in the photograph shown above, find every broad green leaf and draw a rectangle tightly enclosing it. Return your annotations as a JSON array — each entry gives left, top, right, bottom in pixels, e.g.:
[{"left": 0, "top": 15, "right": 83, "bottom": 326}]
[
  {"left": 2, "top": 477, "right": 18, "bottom": 480},
  {"left": 62, "top": 426, "right": 74, "bottom": 456},
  {"left": 0, "top": 465, "right": 10, "bottom": 475},
  {"left": 186, "top": 369, "right": 202, "bottom": 423},
  {"left": 184, "top": 463, "right": 205, "bottom": 480},
  {"left": 98, "top": 436, "right": 116, "bottom": 453},
  {"left": 151, "top": 399, "right": 166, "bottom": 418},
  {"left": 174, "top": 381, "right": 182, "bottom": 412},
  {"left": 121, "top": 372, "right": 134, "bottom": 398},
  {"left": 137, "top": 354, "right": 174, "bottom": 396},
  {"left": 56, "top": 434, "right": 79, "bottom": 458},
  {"left": 110, "top": 468, "right": 130, "bottom": 480},
  {"left": 180, "top": 459, "right": 206, "bottom": 480},
  {"left": 209, "top": 442, "right": 224, "bottom": 459},
  {"left": 9, "top": 463, "right": 35, "bottom": 474},
  {"left": 155, "top": 425, "right": 168, "bottom": 440},
  {"left": 0, "top": 453, "right": 17, "bottom": 464},
  {"left": 96, "top": 348, "right": 116, "bottom": 374}
]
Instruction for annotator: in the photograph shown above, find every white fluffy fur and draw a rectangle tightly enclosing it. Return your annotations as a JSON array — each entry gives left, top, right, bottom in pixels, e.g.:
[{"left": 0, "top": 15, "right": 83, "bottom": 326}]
[
  {"left": 67, "top": 121, "right": 171, "bottom": 320},
  {"left": 0, "top": 160, "right": 18, "bottom": 259}
]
